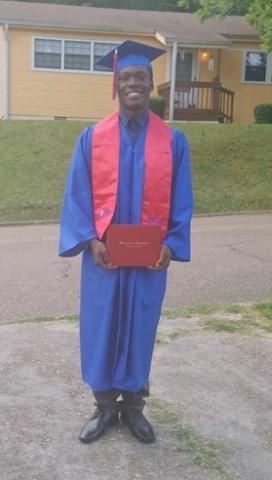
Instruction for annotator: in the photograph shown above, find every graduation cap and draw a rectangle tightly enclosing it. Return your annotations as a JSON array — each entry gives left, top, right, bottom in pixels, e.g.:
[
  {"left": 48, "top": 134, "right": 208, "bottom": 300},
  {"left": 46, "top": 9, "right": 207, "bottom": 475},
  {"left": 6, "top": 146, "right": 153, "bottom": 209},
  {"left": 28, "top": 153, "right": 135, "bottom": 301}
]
[{"left": 95, "top": 40, "right": 166, "bottom": 100}]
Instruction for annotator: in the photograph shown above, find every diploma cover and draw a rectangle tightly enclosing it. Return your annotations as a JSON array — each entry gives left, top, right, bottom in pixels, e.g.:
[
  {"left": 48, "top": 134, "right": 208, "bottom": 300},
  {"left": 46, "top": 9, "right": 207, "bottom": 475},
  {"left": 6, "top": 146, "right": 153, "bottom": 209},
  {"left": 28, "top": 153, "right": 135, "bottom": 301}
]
[{"left": 106, "top": 224, "right": 161, "bottom": 267}]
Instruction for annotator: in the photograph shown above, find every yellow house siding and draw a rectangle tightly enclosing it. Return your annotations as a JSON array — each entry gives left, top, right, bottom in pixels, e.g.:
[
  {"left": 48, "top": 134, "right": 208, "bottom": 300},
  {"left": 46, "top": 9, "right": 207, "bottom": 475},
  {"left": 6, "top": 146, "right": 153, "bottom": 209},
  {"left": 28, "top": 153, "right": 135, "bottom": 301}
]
[
  {"left": 8, "top": 27, "right": 167, "bottom": 119},
  {"left": 198, "top": 48, "right": 220, "bottom": 82},
  {"left": 194, "top": 42, "right": 272, "bottom": 123},
  {"left": 220, "top": 48, "right": 272, "bottom": 123},
  {"left": 0, "top": 26, "right": 4, "bottom": 118},
  {"left": 236, "top": 83, "right": 272, "bottom": 123}
]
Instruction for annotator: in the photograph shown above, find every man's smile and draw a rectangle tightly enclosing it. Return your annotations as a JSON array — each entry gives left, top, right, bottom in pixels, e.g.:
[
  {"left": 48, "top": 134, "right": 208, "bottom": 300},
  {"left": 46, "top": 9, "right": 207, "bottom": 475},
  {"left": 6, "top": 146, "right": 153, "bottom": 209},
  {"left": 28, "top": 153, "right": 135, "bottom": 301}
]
[{"left": 126, "top": 91, "right": 143, "bottom": 97}]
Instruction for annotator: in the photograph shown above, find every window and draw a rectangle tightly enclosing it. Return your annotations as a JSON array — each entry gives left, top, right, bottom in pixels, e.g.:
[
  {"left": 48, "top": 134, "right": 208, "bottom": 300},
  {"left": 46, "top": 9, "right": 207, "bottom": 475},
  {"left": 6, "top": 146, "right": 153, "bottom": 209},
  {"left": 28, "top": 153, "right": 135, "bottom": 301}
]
[
  {"left": 93, "top": 42, "right": 118, "bottom": 71},
  {"left": 64, "top": 41, "right": 91, "bottom": 71},
  {"left": 245, "top": 52, "right": 267, "bottom": 82},
  {"left": 34, "top": 38, "right": 61, "bottom": 69},
  {"left": 176, "top": 51, "right": 194, "bottom": 82},
  {"left": 33, "top": 37, "right": 118, "bottom": 73},
  {"left": 243, "top": 50, "right": 272, "bottom": 83}
]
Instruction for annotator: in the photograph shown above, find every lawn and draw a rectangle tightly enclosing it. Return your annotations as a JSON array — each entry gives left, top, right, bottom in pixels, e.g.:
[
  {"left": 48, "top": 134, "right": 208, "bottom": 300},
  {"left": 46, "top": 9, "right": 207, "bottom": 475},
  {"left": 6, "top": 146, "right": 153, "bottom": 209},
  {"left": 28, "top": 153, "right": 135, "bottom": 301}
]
[
  {"left": 177, "top": 122, "right": 272, "bottom": 214},
  {"left": 0, "top": 120, "right": 271, "bottom": 222}
]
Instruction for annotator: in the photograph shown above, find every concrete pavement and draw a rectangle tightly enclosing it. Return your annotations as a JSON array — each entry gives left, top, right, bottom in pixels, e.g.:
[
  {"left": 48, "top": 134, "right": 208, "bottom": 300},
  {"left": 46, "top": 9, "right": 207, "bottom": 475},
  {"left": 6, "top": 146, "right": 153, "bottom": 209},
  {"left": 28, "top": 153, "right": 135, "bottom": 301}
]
[
  {"left": 1, "top": 213, "right": 272, "bottom": 480},
  {"left": 0, "top": 213, "right": 271, "bottom": 323},
  {"left": 2, "top": 312, "right": 272, "bottom": 480}
]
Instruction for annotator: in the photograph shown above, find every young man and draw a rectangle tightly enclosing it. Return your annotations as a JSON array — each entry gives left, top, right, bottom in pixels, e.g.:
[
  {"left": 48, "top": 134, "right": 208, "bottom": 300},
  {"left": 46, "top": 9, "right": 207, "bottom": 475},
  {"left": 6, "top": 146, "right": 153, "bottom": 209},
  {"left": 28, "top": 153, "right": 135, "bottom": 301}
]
[{"left": 59, "top": 40, "right": 193, "bottom": 444}]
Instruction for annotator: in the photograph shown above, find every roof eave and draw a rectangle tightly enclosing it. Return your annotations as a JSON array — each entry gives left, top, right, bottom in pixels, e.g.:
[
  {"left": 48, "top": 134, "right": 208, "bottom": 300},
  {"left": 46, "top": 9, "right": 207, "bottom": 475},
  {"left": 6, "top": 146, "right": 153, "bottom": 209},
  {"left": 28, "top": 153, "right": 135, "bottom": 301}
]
[
  {"left": 0, "top": 19, "right": 154, "bottom": 36},
  {"left": 222, "top": 34, "right": 260, "bottom": 41},
  {"left": 161, "top": 38, "right": 231, "bottom": 49},
  {"left": 155, "top": 30, "right": 232, "bottom": 48}
]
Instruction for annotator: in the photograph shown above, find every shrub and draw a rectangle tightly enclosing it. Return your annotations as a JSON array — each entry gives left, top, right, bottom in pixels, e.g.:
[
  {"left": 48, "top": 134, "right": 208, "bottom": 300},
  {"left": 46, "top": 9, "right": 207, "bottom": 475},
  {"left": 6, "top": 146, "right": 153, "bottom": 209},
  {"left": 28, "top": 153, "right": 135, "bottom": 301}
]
[
  {"left": 149, "top": 96, "right": 166, "bottom": 119},
  {"left": 254, "top": 104, "right": 272, "bottom": 124}
]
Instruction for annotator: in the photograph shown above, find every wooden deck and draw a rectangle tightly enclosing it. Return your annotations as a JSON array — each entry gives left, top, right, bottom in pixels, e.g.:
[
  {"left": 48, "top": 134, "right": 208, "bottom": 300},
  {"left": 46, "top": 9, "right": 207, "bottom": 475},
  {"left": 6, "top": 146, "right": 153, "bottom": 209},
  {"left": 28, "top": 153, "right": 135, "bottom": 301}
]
[{"left": 157, "top": 80, "right": 234, "bottom": 123}]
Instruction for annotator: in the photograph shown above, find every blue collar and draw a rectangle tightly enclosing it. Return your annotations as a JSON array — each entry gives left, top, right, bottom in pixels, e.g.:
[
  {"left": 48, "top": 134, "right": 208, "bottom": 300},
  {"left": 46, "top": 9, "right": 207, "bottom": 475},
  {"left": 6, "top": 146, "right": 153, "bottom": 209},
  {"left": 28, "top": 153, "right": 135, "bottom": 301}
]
[{"left": 119, "top": 109, "right": 148, "bottom": 129}]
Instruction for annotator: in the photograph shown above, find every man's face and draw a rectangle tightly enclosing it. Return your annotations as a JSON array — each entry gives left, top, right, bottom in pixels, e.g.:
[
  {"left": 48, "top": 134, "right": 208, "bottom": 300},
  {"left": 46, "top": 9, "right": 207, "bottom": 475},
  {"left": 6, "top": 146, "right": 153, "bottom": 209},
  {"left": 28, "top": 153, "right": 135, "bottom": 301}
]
[{"left": 117, "top": 65, "right": 153, "bottom": 115}]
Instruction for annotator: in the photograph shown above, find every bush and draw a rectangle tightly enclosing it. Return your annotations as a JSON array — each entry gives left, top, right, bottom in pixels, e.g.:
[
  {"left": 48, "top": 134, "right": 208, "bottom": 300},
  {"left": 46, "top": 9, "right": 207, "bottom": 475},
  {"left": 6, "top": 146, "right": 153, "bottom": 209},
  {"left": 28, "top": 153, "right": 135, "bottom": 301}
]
[
  {"left": 149, "top": 96, "right": 166, "bottom": 119},
  {"left": 254, "top": 104, "right": 272, "bottom": 123}
]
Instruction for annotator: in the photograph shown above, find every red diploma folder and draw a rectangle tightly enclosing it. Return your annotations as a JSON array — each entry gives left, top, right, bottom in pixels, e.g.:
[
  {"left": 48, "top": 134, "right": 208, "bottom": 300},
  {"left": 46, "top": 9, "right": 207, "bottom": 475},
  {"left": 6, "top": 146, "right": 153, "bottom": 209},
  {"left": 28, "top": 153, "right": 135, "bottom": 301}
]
[{"left": 106, "top": 224, "right": 161, "bottom": 267}]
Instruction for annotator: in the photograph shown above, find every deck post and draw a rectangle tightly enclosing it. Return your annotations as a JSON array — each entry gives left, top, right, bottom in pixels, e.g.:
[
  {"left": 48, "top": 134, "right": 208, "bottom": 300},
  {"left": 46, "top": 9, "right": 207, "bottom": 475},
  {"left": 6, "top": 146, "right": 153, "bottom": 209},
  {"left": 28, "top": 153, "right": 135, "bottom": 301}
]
[
  {"left": 169, "top": 41, "right": 177, "bottom": 122},
  {"left": 3, "top": 23, "right": 9, "bottom": 119},
  {"left": 212, "top": 78, "right": 220, "bottom": 119}
]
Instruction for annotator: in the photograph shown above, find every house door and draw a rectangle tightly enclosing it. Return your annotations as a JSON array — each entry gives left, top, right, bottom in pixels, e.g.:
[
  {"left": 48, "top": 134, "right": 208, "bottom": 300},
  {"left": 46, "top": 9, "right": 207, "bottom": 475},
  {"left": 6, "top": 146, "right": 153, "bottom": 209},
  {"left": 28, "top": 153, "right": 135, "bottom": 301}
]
[{"left": 175, "top": 50, "right": 197, "bottom": 108}]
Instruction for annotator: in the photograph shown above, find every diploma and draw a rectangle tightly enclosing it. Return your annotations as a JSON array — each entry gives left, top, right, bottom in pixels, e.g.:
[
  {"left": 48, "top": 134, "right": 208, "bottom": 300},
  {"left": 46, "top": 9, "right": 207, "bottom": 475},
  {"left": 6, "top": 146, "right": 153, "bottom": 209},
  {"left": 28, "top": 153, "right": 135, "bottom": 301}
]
[{"left": 106, "top": 224, "right": 161, "bottom": 267}]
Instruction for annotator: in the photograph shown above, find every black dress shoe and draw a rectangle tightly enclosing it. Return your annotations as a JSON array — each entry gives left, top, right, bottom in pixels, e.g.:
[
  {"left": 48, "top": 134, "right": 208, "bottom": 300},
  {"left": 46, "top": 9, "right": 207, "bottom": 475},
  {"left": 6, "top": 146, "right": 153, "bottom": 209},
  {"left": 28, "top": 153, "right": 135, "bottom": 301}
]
[
  {"left": 79, "top": 408, "right": 119, "bottom": 443},
  {"left": 121, "top": 409, "right": 155, "bottom": 443}
]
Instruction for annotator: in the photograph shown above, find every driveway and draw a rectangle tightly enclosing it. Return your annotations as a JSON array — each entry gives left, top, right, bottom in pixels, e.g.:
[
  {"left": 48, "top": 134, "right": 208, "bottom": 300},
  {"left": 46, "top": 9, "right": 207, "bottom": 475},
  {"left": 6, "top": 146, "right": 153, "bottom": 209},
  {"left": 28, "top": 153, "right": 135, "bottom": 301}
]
[{"left": 0, "top": 213, "right": 271, "bottom": 323}]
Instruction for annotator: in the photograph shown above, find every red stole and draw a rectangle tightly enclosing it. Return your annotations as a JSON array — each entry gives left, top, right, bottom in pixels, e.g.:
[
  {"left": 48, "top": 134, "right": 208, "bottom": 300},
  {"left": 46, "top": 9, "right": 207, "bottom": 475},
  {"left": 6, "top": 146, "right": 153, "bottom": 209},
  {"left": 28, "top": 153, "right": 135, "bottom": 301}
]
[{"left": 91, "top": 109, "right": 172, "bottom": 239}]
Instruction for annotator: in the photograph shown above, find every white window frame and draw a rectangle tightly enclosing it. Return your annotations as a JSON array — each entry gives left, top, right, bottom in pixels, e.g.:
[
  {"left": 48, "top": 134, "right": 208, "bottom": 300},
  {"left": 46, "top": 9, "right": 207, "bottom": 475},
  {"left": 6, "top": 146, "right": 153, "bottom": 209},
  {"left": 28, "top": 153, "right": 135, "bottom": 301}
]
[
  {"left": 33, "top": 37, "right": 62, "bottom": 71},
  {"left": 32, "top": 36, "right": 119, "bottom": 75},
  {"left": 63, "top": 39, "right": 92, "bottom": 71},
  {"left": 92, "top": 40, "right": 119, "bottom": 72},
  {"left": 241, "top": 49, "right": 272, "bottom": 84}
]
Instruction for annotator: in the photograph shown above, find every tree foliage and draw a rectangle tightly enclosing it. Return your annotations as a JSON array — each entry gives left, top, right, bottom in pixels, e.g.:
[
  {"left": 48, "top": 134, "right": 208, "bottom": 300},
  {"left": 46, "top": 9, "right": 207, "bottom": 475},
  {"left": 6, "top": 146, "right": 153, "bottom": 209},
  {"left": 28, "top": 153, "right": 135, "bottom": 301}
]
[
  {"left": 16, "top": 0, "right": 181, "bottom": 11},
  {"left": 179, "top": 0, "right": 272, "bottom": 50},
  {"left": 179, "top": 0, "right": 251, "bottom": 16},
  {"left": 178, "top": 0, "right": 200, "bottom": 12},
  {"left": 246, "top": 1, "right": 272, "bottom": 51},
  {"left": 91, "top": 0, "right": 181, "bottom": 10}
]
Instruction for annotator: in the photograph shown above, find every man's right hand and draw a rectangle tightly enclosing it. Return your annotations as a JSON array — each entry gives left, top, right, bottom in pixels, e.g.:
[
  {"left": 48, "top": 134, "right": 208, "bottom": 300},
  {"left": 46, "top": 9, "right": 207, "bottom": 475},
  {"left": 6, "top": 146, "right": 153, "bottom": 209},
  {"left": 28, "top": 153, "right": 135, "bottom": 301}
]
[{"left": 89, "top": 239, "right": 115, "bottom": 269}]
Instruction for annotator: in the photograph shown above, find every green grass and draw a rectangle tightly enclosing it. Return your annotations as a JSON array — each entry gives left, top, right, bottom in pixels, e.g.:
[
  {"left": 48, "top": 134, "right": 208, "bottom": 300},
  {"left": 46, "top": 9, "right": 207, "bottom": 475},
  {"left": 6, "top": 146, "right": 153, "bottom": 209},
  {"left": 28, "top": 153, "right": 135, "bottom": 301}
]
[
  {"left": 178, "top": 123, "right": 272, "bottom": 215},
  {"left": 254, "top": 302, "right": 272, "bottom": 320},
  {"left": 149, "top": 397, "right": 234, "bottom": 480},
  {"left": 0, "top": 314, "right": 79, "bottom": 326},
  {"left": 3, "top": 302, "right": 271, "bottom": 336},
  {"left": 0, "top": 120, "right": 89, "bottom": 222},
  {"left": 155, "top": 302, "right": 272, "bottom": 348},
  {"left": 162, "top": 303, "right": 245, "bottom": 319},
  {"left": 203, "top": 317, "right": 261, "bottom": 334},
  {"left": 161, "top": 301, "right": 272, "bottom": 336},
  {"left": 155, "top": 328, "right": 195, "bottom": 344},
  {"left": 202, "top": 303, "right": 272, "bottom": 334},
  {"left": 163, "top": 304, "right": 221, "bottom": 318},
  {"left": 0, "top": 121, "right": 271, "bottom": 222}
]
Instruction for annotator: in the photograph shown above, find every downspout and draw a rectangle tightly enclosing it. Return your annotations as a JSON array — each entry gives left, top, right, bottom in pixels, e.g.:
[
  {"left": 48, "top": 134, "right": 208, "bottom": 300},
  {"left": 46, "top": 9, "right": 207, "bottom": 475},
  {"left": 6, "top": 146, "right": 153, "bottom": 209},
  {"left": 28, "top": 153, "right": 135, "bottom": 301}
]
[
  {"left": 169, "top": 41, "right": 177, "bottom": 122},
  {"left": 3, "top": 23, "right": 9, "bottom": 119}
]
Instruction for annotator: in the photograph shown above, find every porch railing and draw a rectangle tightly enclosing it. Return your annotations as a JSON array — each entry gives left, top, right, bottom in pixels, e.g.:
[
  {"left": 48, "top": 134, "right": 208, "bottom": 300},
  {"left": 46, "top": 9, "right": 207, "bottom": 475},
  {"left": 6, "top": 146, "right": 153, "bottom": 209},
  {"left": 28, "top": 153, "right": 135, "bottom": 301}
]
[{"left": 157, "top": 80, "right": 234, "bottom": 123}]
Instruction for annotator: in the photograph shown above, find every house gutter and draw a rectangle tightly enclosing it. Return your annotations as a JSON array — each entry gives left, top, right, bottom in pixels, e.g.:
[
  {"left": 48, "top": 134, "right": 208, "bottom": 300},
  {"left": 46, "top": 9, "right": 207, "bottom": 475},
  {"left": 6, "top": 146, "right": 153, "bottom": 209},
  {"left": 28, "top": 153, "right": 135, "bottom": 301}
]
[
  {"left": 155, "top": 30, "right": 232, "bottom": 49},
  {"left": 169, "top": 41, "right": 177, "bottom": 122},
  {"left": 1, "top": 20, "right": 155, "bottom": 37},
  {"left": 3, "top": 23, "right": 9, "bottom": 120}
]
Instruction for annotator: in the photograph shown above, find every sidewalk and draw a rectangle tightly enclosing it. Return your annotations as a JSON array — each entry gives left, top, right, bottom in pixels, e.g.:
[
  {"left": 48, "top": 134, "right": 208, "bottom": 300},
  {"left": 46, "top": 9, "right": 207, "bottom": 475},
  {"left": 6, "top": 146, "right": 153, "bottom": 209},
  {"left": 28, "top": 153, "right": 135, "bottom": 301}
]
[{"left": 2, "top": 309, "right": 272, "bottom": 480}]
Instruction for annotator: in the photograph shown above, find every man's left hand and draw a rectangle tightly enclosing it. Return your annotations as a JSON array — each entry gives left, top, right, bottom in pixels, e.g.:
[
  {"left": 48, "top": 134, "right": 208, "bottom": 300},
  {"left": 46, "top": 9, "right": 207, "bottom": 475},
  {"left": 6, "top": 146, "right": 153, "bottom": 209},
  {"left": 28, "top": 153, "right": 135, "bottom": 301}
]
[{"left": 149, "top": 244, "right": 172, "bottom": 271}]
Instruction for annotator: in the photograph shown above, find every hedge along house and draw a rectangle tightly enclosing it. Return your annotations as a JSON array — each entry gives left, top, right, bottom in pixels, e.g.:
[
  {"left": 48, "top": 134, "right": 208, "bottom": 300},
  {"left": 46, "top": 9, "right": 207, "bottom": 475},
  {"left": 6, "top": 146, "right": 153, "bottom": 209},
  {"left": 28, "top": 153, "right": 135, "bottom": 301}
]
[{"left": 0, "top": 0, "right": 271, "bottom": 123}]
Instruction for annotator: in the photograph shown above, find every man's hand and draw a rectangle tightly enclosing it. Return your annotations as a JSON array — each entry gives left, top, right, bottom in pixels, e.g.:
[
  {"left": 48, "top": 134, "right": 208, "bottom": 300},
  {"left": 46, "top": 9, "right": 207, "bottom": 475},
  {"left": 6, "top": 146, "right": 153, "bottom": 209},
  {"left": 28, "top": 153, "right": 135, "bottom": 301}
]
[
  {"left": 149, "top": 244, "right": 172, "bottom": 271},
  {"left": 89, "top": 239, "right": 115, "bottom": 269}
]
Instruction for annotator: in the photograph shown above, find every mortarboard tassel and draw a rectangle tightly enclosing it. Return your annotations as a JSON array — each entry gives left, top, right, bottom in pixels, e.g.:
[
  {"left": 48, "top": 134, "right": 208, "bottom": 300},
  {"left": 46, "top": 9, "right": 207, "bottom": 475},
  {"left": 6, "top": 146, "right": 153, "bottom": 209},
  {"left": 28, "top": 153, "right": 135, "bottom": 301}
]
[{"left": 112, "top": 49, "right": 118, "bottom": 100}]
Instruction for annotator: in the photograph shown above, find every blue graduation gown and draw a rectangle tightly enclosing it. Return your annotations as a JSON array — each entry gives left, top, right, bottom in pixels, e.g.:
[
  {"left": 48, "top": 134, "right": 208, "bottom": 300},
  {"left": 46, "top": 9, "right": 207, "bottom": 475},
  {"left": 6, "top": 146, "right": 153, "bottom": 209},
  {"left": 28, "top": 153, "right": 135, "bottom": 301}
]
[{"left": 59, "top": 119, "right": 193, "bottom": 392}]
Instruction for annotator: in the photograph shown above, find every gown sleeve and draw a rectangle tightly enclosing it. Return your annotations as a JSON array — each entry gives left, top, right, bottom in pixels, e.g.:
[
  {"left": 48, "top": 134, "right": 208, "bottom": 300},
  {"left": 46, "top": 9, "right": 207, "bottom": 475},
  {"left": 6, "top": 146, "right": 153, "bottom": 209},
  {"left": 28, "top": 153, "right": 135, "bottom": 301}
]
[
  {"left": 163, "top": 129, "right": 194, "bottom": 262},
  {"left": 58, "top": 127, "right": 97, "bottom": 257}
]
